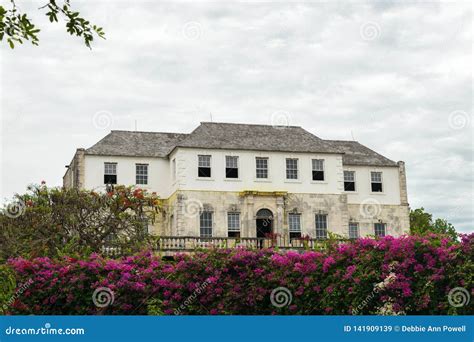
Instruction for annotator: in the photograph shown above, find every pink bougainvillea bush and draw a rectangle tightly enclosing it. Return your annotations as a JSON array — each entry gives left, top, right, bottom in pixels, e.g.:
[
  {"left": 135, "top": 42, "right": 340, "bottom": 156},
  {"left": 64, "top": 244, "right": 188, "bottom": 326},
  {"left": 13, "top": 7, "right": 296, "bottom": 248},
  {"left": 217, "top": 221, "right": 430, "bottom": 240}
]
[{"left": 6, "top": 233, "right": 473, "bottom": 315}]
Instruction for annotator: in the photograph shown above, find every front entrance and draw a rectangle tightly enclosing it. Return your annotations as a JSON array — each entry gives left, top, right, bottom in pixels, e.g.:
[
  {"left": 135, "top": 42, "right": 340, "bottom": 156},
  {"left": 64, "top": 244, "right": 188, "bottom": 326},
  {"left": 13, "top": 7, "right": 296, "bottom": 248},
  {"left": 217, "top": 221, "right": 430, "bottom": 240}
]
[{"left": 256, "top": 208, "right": 273, "bottom": 238}]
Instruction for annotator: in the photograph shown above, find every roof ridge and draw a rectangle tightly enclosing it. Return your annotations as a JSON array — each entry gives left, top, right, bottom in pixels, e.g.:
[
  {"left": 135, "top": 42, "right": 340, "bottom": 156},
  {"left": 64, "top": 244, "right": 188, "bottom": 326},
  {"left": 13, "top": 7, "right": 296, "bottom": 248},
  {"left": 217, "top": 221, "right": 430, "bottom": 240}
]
[
  {"left": 325, "top": 139, "right": 359, "bottom": 143},
  {"left": 200, "top": 121, "right": 302, "bottom": 128},
  {"left": 111, "top": 130, "right": 187, "bottom": 135}
]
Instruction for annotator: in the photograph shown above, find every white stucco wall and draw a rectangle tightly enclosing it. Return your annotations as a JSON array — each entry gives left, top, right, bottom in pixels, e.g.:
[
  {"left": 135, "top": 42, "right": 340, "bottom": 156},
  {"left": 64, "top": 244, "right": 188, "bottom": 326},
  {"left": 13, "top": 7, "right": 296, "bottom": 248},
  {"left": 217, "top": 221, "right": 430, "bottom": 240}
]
[
  {"left": 82, "top": 150, "right": 403, "bottom": 207},
  {"left": 170, "top": 148, "right": 344, "bottom": 195},
  {"left": 83, "top": 155, "right": 173, "bottom": 198},
  {"left": 343, "top": 166, "right": 401, "bottom": 205}
]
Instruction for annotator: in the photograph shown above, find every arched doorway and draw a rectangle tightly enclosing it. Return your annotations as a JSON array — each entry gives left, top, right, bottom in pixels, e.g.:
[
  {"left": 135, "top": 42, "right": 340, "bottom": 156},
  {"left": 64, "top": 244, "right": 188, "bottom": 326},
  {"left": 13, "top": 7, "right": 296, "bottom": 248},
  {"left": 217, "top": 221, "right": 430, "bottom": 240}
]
[{"left": 256, "top": 208, "right": 273, "bottom": 238}]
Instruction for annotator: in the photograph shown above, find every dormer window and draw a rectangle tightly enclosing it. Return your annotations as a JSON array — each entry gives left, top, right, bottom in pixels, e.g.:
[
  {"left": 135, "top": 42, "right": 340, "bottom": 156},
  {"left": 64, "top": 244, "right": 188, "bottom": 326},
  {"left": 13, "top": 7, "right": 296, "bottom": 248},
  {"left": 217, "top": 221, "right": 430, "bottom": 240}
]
[
  {"left": 104, "top": 162, "right": 117, "bottom": 185},
  {"left": 198, "top": 155, "right": 211, "bottom": 178},
  {"left": 371, "top": 172, "right": 383, "bottom": 192}
]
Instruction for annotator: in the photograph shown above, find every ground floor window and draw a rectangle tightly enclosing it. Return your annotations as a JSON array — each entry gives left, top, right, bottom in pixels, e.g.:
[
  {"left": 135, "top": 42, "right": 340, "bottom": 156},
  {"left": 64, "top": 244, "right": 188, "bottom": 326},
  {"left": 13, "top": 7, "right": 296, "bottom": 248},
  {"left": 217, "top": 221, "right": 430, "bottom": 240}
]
[
  {"left": 374, "top": 222, "right": 386, "bottom": 237},
  {"left": 200, "top": 211, "right": 213, "bottom": 237},
  {"left": 349, "top": 222, "right": 359, "bottom": 239},
  {"left": 315, "top": 214, "right": 328, "bottom": 239},
  {"left": 227, "top": 212, "right": 240, "bottom": 238},
  {"left": 288, "top": 213, "right": 301, "bottom": 239}
]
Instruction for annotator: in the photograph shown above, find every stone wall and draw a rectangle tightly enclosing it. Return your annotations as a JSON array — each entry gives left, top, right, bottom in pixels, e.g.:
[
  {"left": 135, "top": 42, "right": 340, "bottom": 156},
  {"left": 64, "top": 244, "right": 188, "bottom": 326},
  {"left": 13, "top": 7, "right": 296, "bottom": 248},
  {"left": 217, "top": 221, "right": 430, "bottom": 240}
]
[
  {"left": 146, "top": 190, "right": 412, "bottom": 239},
  {"left": 63, "top": 148, "right": 85, "bottom": 189}
]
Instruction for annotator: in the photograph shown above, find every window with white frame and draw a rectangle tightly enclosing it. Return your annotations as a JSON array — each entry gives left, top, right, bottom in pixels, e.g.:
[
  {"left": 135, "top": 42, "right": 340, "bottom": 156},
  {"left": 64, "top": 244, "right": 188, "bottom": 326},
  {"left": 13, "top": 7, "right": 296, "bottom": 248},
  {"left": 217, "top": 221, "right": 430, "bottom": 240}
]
[
  {"left": 227, "top": 212, "right": 240, "bottom": 238},
  {"left": 256, "top": 157, "right": 269, "bottom": 179},
  {"left": 312, "top": 159, "right": 325, "bottom": 181},
  {"left": 198, "top": 155, "right": 211, "bottom": 178},
  {"left": 371, "top": 172, "right": 383, "bottom": 192},
  {"left": 374, "top": 223, "right": 386, "bottom": 237},
  {"left": 136, "top": 164, "right": 148, "bottom": 185},
  {"left": 315, "top": 214, "right": 328, "bottom": 239},
  {"left": 104, "top": 162, "right": 117, "bottom": 184},
  {"left": 200, "top": 211, "right": 213, "bottom": 237},
  {"left": 286, "top": 158, "right": 298, "bottom": 180},
  {"left": 349, "top": 222, "right": 359, "bottom": 239},
  {"left": 344, "top": 171, "right": 356, "bottom": 191},
  {"left": 225, "top": 156, "right": 239, "bottom": 179},
  {"left": 289, "top": 213, "right": 302, "bottom": 239}
]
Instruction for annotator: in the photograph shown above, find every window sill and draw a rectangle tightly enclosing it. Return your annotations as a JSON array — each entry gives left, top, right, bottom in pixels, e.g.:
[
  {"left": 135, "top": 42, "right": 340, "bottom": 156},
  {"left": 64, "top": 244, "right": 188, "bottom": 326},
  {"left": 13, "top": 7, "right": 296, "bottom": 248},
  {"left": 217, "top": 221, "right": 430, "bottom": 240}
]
[
  {"left": 254, "top": 179, "right": 272, "bottom": 183},
  {"left": 284, "top": 180, "right": 302, "bottom": 184},
  {"left": 196, "top": 177, "right": 215, "bottom": 181},
  {"left": 370, "top": 192, "right": 386, "bottom": 195},
  {"left": 310, "top": 181, "right": 327, "bottom": 184},
  {"left": 224, "top": 178, "right": 242, "bottom": 182}
]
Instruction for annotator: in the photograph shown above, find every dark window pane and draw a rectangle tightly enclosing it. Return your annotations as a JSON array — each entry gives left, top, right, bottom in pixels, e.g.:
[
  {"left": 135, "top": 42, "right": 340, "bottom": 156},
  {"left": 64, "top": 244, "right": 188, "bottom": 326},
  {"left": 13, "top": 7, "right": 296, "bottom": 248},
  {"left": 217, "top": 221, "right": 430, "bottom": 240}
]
[
  {"left": 104, "top": 174, "right": 117, "bottom": 184},
  {"left": 371, "top": 183, "right": 383, "bottom": 192},
  {"left": 312, "top": 170, "right": 325, "bottom": 181},
  {"left": 226, "top": 168, "right": 238, "bottom": 178},
  {"left": 344, "top": 181, "right": 355, "bottom": 191},
  {"left": 290, "top": 232, "right": 302, "bottom": 239},
  {"left": 228, "top": 231, "right": 240, "bottom": 238},
  {"left": 198, "top": 167, "right": 211, "bottom": 178}
]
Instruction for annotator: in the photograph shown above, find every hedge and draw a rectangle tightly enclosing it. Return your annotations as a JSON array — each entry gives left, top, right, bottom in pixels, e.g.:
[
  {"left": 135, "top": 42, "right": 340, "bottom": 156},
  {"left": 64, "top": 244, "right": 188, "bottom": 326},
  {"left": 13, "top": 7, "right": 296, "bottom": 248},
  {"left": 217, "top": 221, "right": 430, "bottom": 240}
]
[{"left": 5, "top": 233, "right": 473, "bottom": 315}]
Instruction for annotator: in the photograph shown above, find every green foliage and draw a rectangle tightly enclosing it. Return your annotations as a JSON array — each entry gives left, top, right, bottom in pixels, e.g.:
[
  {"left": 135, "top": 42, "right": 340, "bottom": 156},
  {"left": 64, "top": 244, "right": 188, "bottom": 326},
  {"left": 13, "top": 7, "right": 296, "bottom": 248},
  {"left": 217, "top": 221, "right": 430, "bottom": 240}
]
[
  {"left": 0, "top": 183, "right": 161, "bottom": 262},
  {"left": 0, "top": 264, "right": 16, "bottom": 314},
  {"left": 0, "top": 0, "right": 105, "bottom": 49},
  {"left": 410, "top": 207, "right": 458, "bottom": 240}
]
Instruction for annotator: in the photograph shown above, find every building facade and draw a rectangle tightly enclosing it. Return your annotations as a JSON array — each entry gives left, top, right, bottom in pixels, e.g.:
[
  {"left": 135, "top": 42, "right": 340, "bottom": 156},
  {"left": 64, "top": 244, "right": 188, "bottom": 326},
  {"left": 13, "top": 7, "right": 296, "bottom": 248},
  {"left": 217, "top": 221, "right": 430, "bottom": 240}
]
[{"left": 64, "top": 122, "right": 410, "bottom": 239}]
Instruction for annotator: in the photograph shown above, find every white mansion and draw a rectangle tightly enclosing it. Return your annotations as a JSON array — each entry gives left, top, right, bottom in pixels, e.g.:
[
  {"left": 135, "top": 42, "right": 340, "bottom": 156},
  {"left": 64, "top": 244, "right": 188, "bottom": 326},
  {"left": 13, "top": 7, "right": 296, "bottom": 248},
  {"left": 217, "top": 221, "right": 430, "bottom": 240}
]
[{"left": 63, "top": 122, "right": 410, "bottom": 241}]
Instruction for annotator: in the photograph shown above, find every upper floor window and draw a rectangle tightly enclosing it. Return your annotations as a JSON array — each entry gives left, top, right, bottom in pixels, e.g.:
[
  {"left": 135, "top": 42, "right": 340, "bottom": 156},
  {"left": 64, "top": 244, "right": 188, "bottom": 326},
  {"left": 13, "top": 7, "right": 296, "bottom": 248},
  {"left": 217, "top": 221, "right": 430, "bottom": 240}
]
[
  {"left": 198, "top": 155, "right": 211, "bottom": 178},
  {"left": 315, "top": 214, "right": 328, "bottom": 239},
  {"left": 200, "top": 211, "right": 213, "bottom": 237},
  {"left": 286, "top": 158, "right": 298, "bottom": 180},
  {"left": 289, "top": 213, "right": 301, "bottom": 239},
  {"left": 256, "top": 157, "right": 269, "bottom": 179},
  {"left": 371, "top": 172, "right": 383, "bottom": 192},
  {"left": 312, "top": 159, "right": 325, "bottom": 181},
  {"left": 349, "top": 222, "right": 359, "bottom": 239},
  {"left": 344, "top": 171, "right": 356, "bottom": 191},
  {"left": 136, "top": 164, "right": 148, "bottom": 185},
  {"left": 227, "top": 212, "right": 240, "bottom": 238},
  {"left": 374, "top": 223, "right": 386, "bottom": 237},
  {"left": 225, "top": 156, "right": 239, "bottom": 179},
  {"left": 104, "top": 162, "right": 117, "bottom": 185}
]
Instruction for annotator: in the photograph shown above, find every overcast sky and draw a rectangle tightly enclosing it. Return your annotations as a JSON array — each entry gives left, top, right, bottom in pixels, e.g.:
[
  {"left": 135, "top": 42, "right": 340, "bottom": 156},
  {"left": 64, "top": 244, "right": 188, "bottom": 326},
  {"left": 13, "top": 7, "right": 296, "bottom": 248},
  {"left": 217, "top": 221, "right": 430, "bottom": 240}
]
[{"left": 1, "top": 0, "right": 472, "bottom": 232}]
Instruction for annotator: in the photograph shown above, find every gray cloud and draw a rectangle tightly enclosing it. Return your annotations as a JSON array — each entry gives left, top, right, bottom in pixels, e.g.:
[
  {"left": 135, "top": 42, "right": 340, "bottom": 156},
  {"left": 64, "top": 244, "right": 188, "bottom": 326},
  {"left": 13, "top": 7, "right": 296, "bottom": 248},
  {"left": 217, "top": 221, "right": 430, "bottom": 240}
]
[{"left": 1, "top": 0, "right": 472, "bottom": 232}]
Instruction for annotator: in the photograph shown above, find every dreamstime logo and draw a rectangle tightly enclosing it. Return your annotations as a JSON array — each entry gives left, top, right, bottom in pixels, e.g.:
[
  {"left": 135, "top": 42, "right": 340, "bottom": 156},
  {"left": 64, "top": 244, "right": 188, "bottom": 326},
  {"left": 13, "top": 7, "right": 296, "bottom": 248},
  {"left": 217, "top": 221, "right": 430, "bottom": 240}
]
[
  {"left": 270, "top": 111, "right": 291, "bottom": 128},
  {"left": 448, "top": 110, "right": 471, "bottom": 130},
  {"left": 92, "top": 110, "right": 114, "bottom": 130},
  {"left": 182, "top": 21, "right": 202, "bottom": 40},
  {"left": 183, "top": 198, "right": 204, "bottom": 218},
  {"left": 448, "top": 287, "right": 470, "bottom": 308},
  {"left": 359, "top": 21, "right": 381, "bottom": 41},
  {"left": 92, "top": 287, "right": 115, "bottom": 308},
  {"left": 4, "top": 200, "right": 26, "bottom": 218},
  {"left": 270, "top": 287, "right": 293, "bottom": 308},
  {"left": 359, "top": 198, "right": 382, "bottom": 219}
]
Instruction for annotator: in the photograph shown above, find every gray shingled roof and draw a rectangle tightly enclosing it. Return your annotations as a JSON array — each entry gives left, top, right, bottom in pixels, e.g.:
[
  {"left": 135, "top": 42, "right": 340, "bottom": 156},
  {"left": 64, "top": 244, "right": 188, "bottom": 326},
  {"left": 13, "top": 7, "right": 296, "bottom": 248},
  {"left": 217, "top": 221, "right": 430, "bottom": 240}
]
[
  {"left": 174, "top": 122, "right": 341, "bottom": 154},
  {"left": 86, "top": 131, "right": 187, "bottom": 157},
  {"left": 325, "top": 140, "right": 397, "bottom": 166},
  {"left": 84, "top": 122, "right": 398, "bottom": 166}
]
